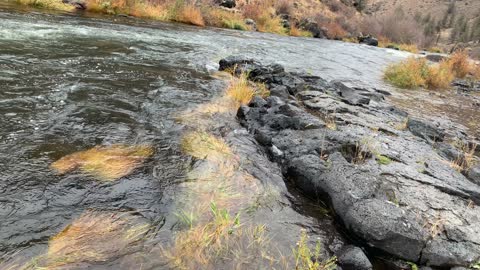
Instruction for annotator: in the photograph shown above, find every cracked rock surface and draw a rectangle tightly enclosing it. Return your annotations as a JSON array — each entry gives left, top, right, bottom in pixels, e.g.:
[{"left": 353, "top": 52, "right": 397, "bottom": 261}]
[{"left": 222, "top": 56, "right": 480, "bottom": 268}]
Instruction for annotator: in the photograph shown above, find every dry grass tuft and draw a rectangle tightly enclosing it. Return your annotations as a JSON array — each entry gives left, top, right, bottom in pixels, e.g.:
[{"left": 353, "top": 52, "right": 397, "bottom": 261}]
[
  {"left": 16, "top": 0, "right": 74, "bottom": 11},
  {"left": 426, "top": 60, "right": 455, "bottom": 89},
  {"left": 50, "top": 145, "right": 153, "bottom": 181},
  {"left": 226, "top": 73, "right": 256, "bottom": 106},
  {"left": 472, "top": 64, "right": 480, "bottom": 80},
  {"left": 203, "top": 8, "right": 247, "bottom": 30},
  {"left": 175, "top": 4, "right": 205, "bottom": 26},
  {"left": 450, "top": 142, "right": 477, "bottom": 172},
  {"left": 448, "top": 50, "right": 470, "bottom": 79},
  {"left": 289, "top": 25, "right": 313, "bottom": 37},
  {"left": 398, "top": 44, "right": 419, "bottom": 54},
  {"left": 384, "top": 57, "right": 429, "bottom": 89}
]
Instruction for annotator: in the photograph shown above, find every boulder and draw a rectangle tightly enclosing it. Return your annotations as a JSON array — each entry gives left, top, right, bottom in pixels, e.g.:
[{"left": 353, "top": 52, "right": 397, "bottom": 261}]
[
  {"left": 358, "top": 36, "right": 378, "bottom": 46},
  {"left": 407, "top": 118, "right": 445, "bottom": 142},
  {"left": 217, "top": 0, "right": 236, "bottom": 8},
  {"left": 337, "top": 246, "right": 373, "bottom": 270},
  {"left": 298, "top": 18, "right": 326, "bottom": 38}
]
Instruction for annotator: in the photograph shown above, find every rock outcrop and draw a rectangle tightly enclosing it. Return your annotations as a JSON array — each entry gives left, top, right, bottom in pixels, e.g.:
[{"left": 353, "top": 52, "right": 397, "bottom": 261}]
[{"left": 221, "top": 56, "right": 480, "bottom": 268}]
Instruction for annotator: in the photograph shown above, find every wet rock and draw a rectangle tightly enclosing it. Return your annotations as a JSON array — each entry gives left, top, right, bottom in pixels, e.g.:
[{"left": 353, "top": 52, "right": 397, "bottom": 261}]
[
  {"left": 358, "top": 36, "right": 378, "bottom": 47},
  {"left": 337, "top": 246, "right": 372, "bottom": 270},
  {"left": 407, "top": 118, "right": 445, "bottom": 142},
  {"left": 218, "top": 56, "right": 257, "bottom": 73},
  {"left": 224, "top": 57, "right": 480, "bottom": 268}
]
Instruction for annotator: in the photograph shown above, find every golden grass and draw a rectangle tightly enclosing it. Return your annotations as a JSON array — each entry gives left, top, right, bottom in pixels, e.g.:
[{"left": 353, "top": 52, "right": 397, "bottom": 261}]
[
  {"left": 203, "top": 8, "right": 247, "bottom": 30},
  {"left": 449, "top": 50, "right": 470, "bottom": 79},
  {"left": 426, "top": 60, "right": 455, "bottom": 89},
  {"left": 226, "top": 73, "right": 257, "bottom": 106},
  {"left": 181, "top": 131, "right": 232, "bottom": 160},
  {"left": 384, "top": 57, "right": 429, "bottom": 89},
  {"left": 16, "top": 0, "right": 74, "bottom": 11},
  {"left": 472, "top": 63, "right": 480, "bottom": 80},
  {"left": 175, "top": 4, "right": 205, "bottom": 26},
  {"left": 289, "top": 25, "right": 313, "bottom": 37},
  {"left": 450, "top": 142, "right": 477, "bottom": 172},
  {"left": 50, "top": 144, "right": 153, "bottom": 181},
  {"left": 398, "top": 44, "right": 419, "bottom": 54},
  {"left": 428, "top": 47, "right": 443, "bottom": 53}
]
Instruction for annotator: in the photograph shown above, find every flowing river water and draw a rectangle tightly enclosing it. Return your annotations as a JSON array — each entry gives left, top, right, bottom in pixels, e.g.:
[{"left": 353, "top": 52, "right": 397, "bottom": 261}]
[{"left": 0, "top": 1, "right": 448, "bottom": 269}]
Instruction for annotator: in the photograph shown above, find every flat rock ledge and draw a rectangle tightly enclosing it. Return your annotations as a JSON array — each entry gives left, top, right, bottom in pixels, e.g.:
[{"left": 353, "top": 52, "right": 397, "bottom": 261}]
[{"left": 220, "top": 56, "right": 480, "bottom": 269}]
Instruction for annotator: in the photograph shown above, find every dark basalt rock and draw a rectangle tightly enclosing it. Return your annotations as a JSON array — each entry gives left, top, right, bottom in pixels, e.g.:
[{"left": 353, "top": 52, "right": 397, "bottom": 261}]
[
  {"left": 216, "top": 0, "right": 236, "bottom": 8},
  {"left": 407, "top": 118, "right": 445, "bottom": 142},
  {"left": 358, "top": 36, "right": 378, "bottom": 46},
  {"left": 223, "top": 56, "right": 480, "bottom": 268},
  {"left": 298, "top": 18, "right": 326, "bottom": 38},
  {"left": 337, "top": 245, "right": 373, "bottom": 270}
]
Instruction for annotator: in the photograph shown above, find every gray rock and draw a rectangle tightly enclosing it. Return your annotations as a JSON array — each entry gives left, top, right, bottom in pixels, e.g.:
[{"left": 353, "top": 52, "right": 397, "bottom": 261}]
[
  {"left": 407, "top": 118, "right": 445, "bottom": 142},
  {"left": 223, "top": 56, "right": 480, "bottom": 268},
  {"left": 337, "top": 246, "right": 372, "bottom": 270},
  {"left": 468, "top": 165, "right": 480, "bottom": 185}
]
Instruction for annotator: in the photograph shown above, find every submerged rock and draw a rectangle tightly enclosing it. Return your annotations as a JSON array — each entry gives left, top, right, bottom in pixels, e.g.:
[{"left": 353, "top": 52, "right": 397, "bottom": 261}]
[{"left": 224, "top": 56, "right": 480, "bottom": 268}]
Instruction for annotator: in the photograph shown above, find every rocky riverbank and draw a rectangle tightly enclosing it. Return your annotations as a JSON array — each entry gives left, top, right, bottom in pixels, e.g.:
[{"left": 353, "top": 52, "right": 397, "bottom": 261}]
[{"left": 220, "top": 56, "right": 480, "bottom": 269}]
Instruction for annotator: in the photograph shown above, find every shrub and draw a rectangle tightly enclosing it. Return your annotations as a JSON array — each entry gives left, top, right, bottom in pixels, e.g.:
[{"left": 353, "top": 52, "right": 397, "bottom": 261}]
[
  {"left": 426, "top": 60, "right": 454, "bottom": 89},
  {"left": 448, "top": 50, "right": 470, "bottom": 78},
  {"left": 428, "top": 47, "right": 443, "bottom": 53},
  {"left": 274, "top": 0, "right": 292, "bottom": 15},
  {"left": 384, "top": 57, "right": 429, "bottom": 89},
  {"left": 324, "top": 21, "right": 347, "bottom": 40},
  {"left": 175, "top": 3, "right": 205, "bottom": 26},
  {"left": 471, "top": 64, "right": 480, "bottom": 80},
  {"left": 203, "top": 8, "right": 247, "bottom": 30}
]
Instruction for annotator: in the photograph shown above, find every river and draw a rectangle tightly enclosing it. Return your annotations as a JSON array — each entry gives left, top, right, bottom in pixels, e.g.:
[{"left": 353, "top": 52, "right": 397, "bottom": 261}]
[{"left": 0, "top": 1, "right": 413, "bottom": 269}]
